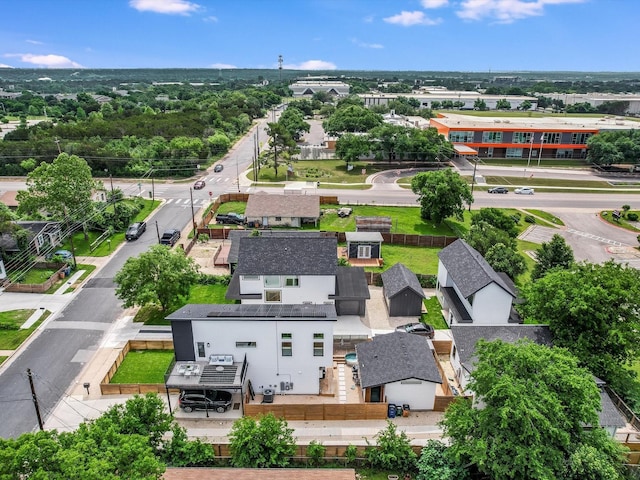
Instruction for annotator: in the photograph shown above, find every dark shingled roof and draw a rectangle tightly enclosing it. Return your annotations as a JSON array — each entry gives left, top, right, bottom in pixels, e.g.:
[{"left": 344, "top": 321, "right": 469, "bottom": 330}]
[
  {"left": 234, "top": 236, "right": 337, "bottom": 276},
  {"left": 228, "top": 230, "right": 327, "bottom": 265},
  {"left": 598, "top": 389, "right": 627, "bottom": 428},
  {"left": 227, "top": 230, "right": 253, "bottom": 265},
  {"left": 451, "top": 325, "right": 553, "bottom": 372},
  {"left": 167, "top": 303, "right": 337, "bottom": 322},
  {"left": 438, "top": 239, "right": 515, "bottom": 299},
  {"left": 245, "top": 193, "right": 320, "bottom": 218},
  {"left": 381, "top": 263, "right": 425, "bottom": 299},
  {"left": 356, "top": 332, "right": 442, "bottom": 388},
  {"left": 335, "top": 266, "right": 370, "bottom": 300}
]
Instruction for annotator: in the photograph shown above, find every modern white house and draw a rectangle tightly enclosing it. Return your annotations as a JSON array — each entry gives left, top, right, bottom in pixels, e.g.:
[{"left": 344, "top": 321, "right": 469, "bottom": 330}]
[
  {"left": 436, "top": 239, "right": 517, "bottom": 326},
  {"left": 168, "top": 304, "right": 336, "bottom": 395},
  {"left": 356, "top": 332, "right": 442, "bottom": 410}
]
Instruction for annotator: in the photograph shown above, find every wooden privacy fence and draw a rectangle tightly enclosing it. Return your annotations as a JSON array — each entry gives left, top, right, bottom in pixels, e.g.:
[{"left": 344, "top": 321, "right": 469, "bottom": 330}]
[
  {"left": 100, "top": 339, "right": 174, "bottom": 395},
  {"left": 5, "top": 264, "right": 68, "bottom": 293},
  {"left": 207, "top": 443, "right": 423, "bottom": 459},
  {"left": 244, "top": 402, "right": 388, "bottom": 421}
]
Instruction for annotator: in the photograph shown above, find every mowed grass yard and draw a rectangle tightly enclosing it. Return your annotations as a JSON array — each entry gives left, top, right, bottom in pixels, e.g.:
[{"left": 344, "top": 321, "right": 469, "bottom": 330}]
[
  {"left": 0, "top": 309, "right": 51, "bottom": 350},
  {"left": 109, "top": 350, "right": 175, "bottom": 384}
]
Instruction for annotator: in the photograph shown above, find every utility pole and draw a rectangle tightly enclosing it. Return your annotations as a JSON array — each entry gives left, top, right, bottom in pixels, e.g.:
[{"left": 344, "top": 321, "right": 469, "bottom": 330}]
[
  {"left": 155, "top": 220, "right": 161, "bottom": 243},
  {"left": 27, "top": 369, "right": 44, "bottom": 431},
  {"left": 54, "top": 137, "right": 61, "bottom": 154},
  {"left": 63, "top": 206, "right": 78, "bottom": 269},
  {"left": 278, "top": 54, "right": 283, "bottom": 83},
  {"left": 189, "top": 188, "right": 197, "bottom": 236},
  {"left": 151, "top": 177, "right": 155, "bottom": 202}
]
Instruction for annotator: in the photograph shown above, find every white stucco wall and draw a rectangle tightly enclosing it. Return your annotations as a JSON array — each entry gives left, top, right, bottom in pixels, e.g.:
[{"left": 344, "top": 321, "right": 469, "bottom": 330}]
[
  {"left": 239, "top": 275, "right": 335, "bottom": 304},
  {"left": 384, "top": 379, "right": 438, "bottom": 410},
  {"left": 470, "top": 283, "right": 513, "bottom": 324},
  {"left": 190, "top": 319, "right": 333, "bottom": 394}
]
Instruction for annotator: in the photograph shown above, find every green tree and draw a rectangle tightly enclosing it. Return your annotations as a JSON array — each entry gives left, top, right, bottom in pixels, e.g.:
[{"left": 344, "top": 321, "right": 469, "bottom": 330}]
[
  {"left": 411, "top": 169, "right": 473, "bottom": 224},
  {"left": 114, "top": 244, "right": 199, "bottom": 312},
  {"left": 496, "top": 98, "right": 511, "bottom": 110},
  {"left": 441, "top": 340, "right": 627, "bottom": 480},
  {"left": 228, "top": 413, "right": 297, "bottom": 468},
  {"left": 416, "top": 440, "right": 468, "bottom": 480},
  {"left": 17, "top": 153, "right": 100, "bottom": 225},
  {"left": 364, "top": 421, "right": 417, "bottom": 473},
  {"left": 278, "top": 106, "right": 310, "bottom": 141},
  {"left": 531, "top": 233, "right": 574, "bottom": 280},
  {"left": 519, "top": 100, "right": 533, "bottom": 111},
  {"left": 306, "top": 440, "right": 326, "bottom": 466},
  {"left": 473, "top": 98, "right": 488, "bottom": 111},
  {"left": 322, "top": 104, "right": 383, "bottom": 135},
  {"left": 485, "top": 243, "right": 527, "bottom": 280},
  {"left": 266, "top": 121, "right": 297, "bottom": 178},
  {"left": 472, "top": 207, "right": 519, "bottom": 238},
  {"left": 335, "top": 133, "right": 372, "bottom": 165},
  {"left": 521, "top": 261, "right": 640, "bottom": 407},
  {"left": 465, "top": 220, "right": 516, "bottom": 256}
]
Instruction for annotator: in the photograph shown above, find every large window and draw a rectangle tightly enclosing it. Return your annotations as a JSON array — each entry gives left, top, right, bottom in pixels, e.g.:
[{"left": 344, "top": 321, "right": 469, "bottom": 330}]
[
  {"left": 236, "top": 341, "right": 257, "bottom": 348},
  {"left": 313, "top": 333, "right": 324, "bottom": 357},
  {"left": 449, "top": 131, "right": 474, "bottom": 143},
  {"left": 506, "top": 148, "right": 524, "bottom": 158},
  {"left": 264, "top": 276, "right": 280, "bottom": 287},
  {"left": 284, "top": 276, "right": 299, "bottom": 287},
  {"left": 512, "top": 132, "right": 533, "bottom": 144},
  {"left": 265, "top": 290, "right": 282, "bottom": 302},
  {"left": 571, "top": 132, "right": 592, "bottom": 144},
  {"left": 242, "top": 275, "right": 259, "bottom": 281},
  {"left": 543, "top": 132, "right": 561, "bottom": 144},
  {"left": 482, "top": 131, "right": 503, "bottom": 143},
  {"left": 281, "top": 333, "right": 292, "bottom": 356}
]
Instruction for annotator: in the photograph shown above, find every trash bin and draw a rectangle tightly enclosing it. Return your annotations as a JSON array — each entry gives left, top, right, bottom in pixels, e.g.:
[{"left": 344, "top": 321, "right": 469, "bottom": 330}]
[
  {"left": 387, "top": 404, "right": 397, "bottom": 418},
  {"left": 403, "top": 404, "right": 410, "bottom": 417},
  {"left": 395, "top": 404, "right": 403, "bottom": 417}
]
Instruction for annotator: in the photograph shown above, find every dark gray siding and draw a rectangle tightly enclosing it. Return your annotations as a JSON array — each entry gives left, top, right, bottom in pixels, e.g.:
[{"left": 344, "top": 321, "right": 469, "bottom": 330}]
[
  {"left": 348, "top": 242, "right": 381, "bottom": 259},
  {"left": 387, "top": 288, "right": 423, "bottom": 316},
  {"left": 336, "top": 299, "right": 365, "bottom": 316},
  {"left": 171, "top": 321, "right": 195, "bottom": 361}
]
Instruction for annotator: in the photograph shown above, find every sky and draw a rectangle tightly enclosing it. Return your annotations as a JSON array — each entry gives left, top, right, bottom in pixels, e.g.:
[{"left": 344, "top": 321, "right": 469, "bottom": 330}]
[{"left": 0, "top": 0, "right": 638, "bottom": 72}]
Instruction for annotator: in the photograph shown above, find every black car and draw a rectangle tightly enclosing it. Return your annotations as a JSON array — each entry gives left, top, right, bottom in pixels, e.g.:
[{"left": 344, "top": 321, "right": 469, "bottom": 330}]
[
  {"left": 193, "top": 180, "right": 206, "bottom": 190},
  {"left": 395, "top": 322, "right": 435, "bottom": 339},
  {"left": 213, "top": 164, "right": 224, "bottom": 173},
  {"left": 178, "top": 389, "right": 232, "bottom": 413},
  {"left": 215, "top": 212, "right": 245, "bottom": 225},
  {"left": 160, "top": 229, "right": 181, "bottom": 246},
  {"left": 125, "top": 221, "right": 147, "bottom": 240},
  {"left": 488, "top": 186, "right": 509, "bottom": 194}
]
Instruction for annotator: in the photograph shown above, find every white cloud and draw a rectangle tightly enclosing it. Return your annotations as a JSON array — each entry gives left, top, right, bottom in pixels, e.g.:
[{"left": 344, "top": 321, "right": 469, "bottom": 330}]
[
  {"left": 283, "top": 60, "right": 337, "bottom": 70},
  {"left": 351, "top": 38, "right": 384, "bottom": 49},
  {"left": 26, "top": 39, "right": 44, "bottom": 45},
  {"left": 456, "top": 0, "right": 586, "bottom": 23},
  {"left": 210, "top": 63, "right": 236, "bottom": 69},
  {"left": 203, "top": 15, "right": 218, "bottom": 22},
  {"left": 0, "top": 63, "right": 14, "bottom": 68},
  {"left": 5, "top": 53, "right": 83, "bottom": 68},
  {"left": 129, "top": 0, "right": 201, "bottom": 15},
  {"left": 383, "top": 10, "right": 442, "bottom": 26},
  {"left": 421, "top": 0, "right": 449, "bottom": 8}
]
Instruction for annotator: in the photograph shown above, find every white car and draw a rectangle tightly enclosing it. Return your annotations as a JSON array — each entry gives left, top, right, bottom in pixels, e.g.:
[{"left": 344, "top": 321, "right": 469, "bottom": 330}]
[{"left": 514, "top": 187, "right": 535, "bottom": 195}]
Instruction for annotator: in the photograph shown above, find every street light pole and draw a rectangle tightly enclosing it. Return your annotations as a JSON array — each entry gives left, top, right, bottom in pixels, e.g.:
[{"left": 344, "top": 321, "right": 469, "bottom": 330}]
[
  {"left": 526, "top": 132, "right": 534, "bottom": 176},
  {"left": 537, "top": 133, "right": 545, "bottom": 167},
  {"left": 469, "top": 156, "right": 478, "bottom": 212},
  {"left": 189, "top": 187, "right": 197, "bottom": 237}
]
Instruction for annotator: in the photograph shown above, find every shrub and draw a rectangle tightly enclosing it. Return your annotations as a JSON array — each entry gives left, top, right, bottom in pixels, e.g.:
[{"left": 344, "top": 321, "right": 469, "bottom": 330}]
[
  {"left": 524, "top": 215, "right": 536, "bottom": 223},
  {"left": 306, "top": 440, "right": 326, "bottom": 467},
  {"left": 364, "top": 421, "right": 417, "bottom": 473},
  {"left": 197, "top": 233, "right": 210, "bottom": 243},
  {"left": 197, "top": 274, "right": 231, "bottom": 286},
  {"left": 344, "top": 444, "right": 358, "bottom": 466},
  {"left": 627, "top": 213, "right": 638, "bottom": 221},
  {"left": 417, "top": 274, "right": 437, "bottom": 288}
]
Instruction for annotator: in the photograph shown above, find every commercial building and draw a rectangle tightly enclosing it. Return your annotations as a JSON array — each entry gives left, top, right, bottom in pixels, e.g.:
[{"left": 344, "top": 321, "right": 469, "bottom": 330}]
[{"left": 359, "top": 90, "right": 538, "bottom": 111}]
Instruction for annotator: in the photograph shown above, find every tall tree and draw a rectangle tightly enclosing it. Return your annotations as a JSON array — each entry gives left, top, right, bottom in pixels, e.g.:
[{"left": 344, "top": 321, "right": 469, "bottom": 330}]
[
  {"left": 228, "top": 413, "right": 296, "bottom": 468},
  {"left": 441, "top": 340, "right": 627, "bottom": 480},
  {"left": 335, "top": 133, "right": 372, "bottom": 165},
  {"left": 16, "top": 153, "right": 101, "bottom": 225},
  {"left": 265, "top": 121, "right": 296, "bottom": 177},
  {"left": 322, "top": 105, "right": 383, "bottom": 135},
  {"left": 485, "top": 243, "right": 527, "bottom": 280},
  {"left": 411, "top": 169, "right": 473, "bottom": 224},
  {"left": 114, "top": 244, "right": 199, "bottom": 312},
  {"left": 465, "top": 221, "right": 516, "bottom": 256},
  {"left": 277, "top": 106, "right": 310, "bottom": 141},
  {"left": 531, "top": 233, "right": 574, "bottom": 280}
]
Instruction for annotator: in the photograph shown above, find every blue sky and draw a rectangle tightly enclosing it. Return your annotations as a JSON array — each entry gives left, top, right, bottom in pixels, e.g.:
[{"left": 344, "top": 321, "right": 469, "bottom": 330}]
[{"left": 0, "top": 0, "right": 637, "bottom": 71}]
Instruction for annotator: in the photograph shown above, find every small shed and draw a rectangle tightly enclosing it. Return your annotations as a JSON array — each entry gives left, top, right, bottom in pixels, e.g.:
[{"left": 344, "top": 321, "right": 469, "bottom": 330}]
[
  {"left": 355, "top": 216, "right": 392, "bottom": 233},
  {"left": 345, "top": 232, "right": 383, "bottom": 260},
  {"left": 334, "top": 266, "right": 370, "bottom": 316},
  {"left": 381, "top": 263, "right": 425, "bottom": 316}
]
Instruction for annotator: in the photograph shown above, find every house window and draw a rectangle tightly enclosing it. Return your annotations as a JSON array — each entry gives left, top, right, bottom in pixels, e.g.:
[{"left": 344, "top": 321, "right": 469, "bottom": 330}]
[
  {"left": 264, "top": 276, "right": 281, "bottom": 287},
  {"left": 275, "top": 216, "right": 282, "bottom": 221},
  {"left": 236, "top": 341, "right": 257, "bottom": 348},
  {"left": 281, "top": 334, "right": 292, "bottom": 356},
  {"left": 265, "top": 290, "right": 282, "bottom": 302},
  {"left": 197, "top": 342, "right": 206, "bottom": 358},
  {"left": 543, "top": 132, "right": 561, "bottom": 144},
  {"left": 448, "top": 131, "right": 474, "bottom": 143},
  {"left": 313, "top": 342, "right": 324, "bottom": 357},
  {"left": 571, "top": 132, "right": 592, "bottom": 144},
  {"left": 512, "top": 132, "right": 533, "bottom": 144},
  {"left": 242, "top": 275, "right": 259, "bottom": 281},
  {"left": 505, "top": 148, "right": 523, "bottom": 158},
  {"left": 482, "top": 131, "right": 503, "bottom": 143},
  {"left": 284, "top": 276, "right": 299, "bottom": 287},
  {"left": 357, "top": 245, "right": 371, "bottom": 259}
]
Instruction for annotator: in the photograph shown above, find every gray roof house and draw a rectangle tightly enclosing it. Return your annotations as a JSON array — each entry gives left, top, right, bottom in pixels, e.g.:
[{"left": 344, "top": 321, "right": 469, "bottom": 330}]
[
  {"left": 381, "top": 263, "right": 425, "bottom": 317},
  {"left": 244, "top": 193, "right": 320, "bottom": 228},
  {"left": 356, "top": 332, "right": 442, "bottom": 410},
  {"left": 437, "top": 239, "right": 517, "bottom": 326},
  {"left": 0, "top": 221, "right": 62, "bottom": 255}
]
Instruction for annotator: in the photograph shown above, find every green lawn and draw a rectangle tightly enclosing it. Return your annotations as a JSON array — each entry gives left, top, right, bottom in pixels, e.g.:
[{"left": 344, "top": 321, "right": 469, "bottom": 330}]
[
  {"left": 0, "top": 357, "right": 7, "bottom": 365},
  {"left": 9, "top": 268, "right": 59, "bottom": 284},
  {"left": 524, "top": 209, "right": 565, "bottom": 227},
  {"left": 365, "top": 245, "right": 441, "bottom": 275},
  {"left": 109, "top": 350, "right": 175, "bottom": 384},
  {"left": 422, "top": 296, "right": 448, "bottom": 330},
  {"left": 61, "top": 198, "right": 161, "bottom": 256},
  {"left": 0, "top": 310, "right": 50, "bottom": 350},
  {"left": 601, "top": 210, "right": 640, "bottom": 232},
  {"left": 254, "top": 159, "right": 384, "bottom": 184}
]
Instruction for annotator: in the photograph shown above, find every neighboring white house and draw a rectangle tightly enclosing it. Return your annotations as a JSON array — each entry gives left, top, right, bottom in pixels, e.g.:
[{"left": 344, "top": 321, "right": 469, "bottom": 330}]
[
  {"left": 436, "top": 239, "right": 517, "bottom": 326},
  {"left": 356, "top": 332, "right": 442, "bottom": 410},
  {"left": 168, "top": 304, "right": 336, "bottom": 395}
]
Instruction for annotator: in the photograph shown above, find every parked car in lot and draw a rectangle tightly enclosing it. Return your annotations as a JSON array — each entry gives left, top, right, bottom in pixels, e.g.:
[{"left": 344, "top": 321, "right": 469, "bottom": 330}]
[
  {"left": 46, "top": 249, "right": 73, "bottom": 261},
  {"left": 125, "top": 221, "right": 147, "bottom": 240},
  {"left": 160, "top": 229, "right": 181, "bottom": 246},
  {"left": 488, "top": 186, "right": 509, "bottom": 194},
  {"left": 193, "top": 180, "right": 206, "bottom": 190},
  {"left": 215, "top": 212, "right": 245, "bottom": 225},
  {"left": 514, "top": 187, "right": 535, "bottom": 195},
  {"left": 213, "top": 164, "right": 224, "bottom": 173},
  {"left": 395, "top": 322, "right": 435, "bottom": 339},
  {"left": 178, "top": 389, "right": 232, "bottom": 413}
]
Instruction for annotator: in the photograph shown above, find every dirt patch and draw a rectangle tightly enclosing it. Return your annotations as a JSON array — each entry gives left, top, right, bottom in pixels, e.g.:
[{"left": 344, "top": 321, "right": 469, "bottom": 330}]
[{"left": 187, "top": 240, "right": 230, "bottom": 275}]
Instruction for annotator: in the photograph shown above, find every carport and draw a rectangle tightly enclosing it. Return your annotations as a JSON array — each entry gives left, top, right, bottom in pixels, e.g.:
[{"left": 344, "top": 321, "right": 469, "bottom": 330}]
[{"left": 165, "top": 355, "right": 249, "bottom": 416}]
